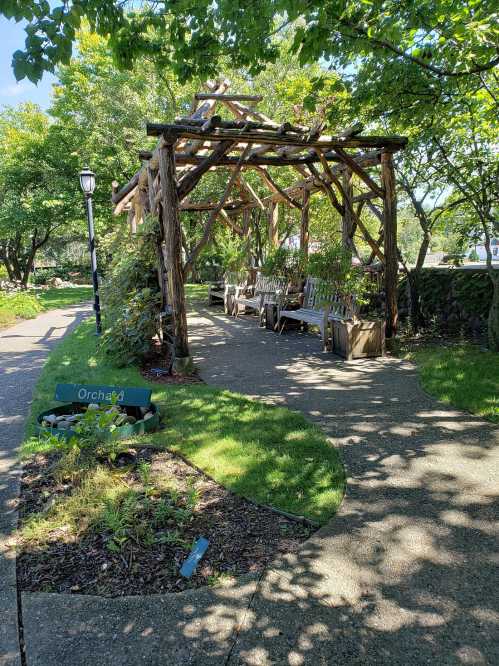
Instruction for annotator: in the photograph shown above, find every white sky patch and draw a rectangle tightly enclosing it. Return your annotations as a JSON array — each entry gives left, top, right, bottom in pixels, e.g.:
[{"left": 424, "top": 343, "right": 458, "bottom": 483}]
[{"left": 0, "top": 82, "right": 28, "bottom": 97}]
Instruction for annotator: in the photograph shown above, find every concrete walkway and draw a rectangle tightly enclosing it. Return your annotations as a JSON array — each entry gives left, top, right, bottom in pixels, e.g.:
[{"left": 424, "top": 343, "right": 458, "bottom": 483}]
[
  {"left": 0, "top": 304, "right": 91, "bottom": 666},
  {"left": 187, "top": 307, "right": 499, "bottom": 665},
  {"left": 10, "top": 304, "right": 499, "bottom": 665}
]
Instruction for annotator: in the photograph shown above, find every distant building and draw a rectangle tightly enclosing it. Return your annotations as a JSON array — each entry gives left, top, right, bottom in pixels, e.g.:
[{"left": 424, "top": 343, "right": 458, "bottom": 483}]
[
  {"left": 468, "top": 238, "right": 499, "bottom": 261},
  {"left": 423, "top": 252, "right": 445, "bottom": 266}
]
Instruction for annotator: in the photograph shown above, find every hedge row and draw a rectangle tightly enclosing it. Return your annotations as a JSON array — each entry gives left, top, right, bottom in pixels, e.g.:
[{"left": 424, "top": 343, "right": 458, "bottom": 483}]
[{"left": 398, "top": 268, "right": 493, "bottom": 333}]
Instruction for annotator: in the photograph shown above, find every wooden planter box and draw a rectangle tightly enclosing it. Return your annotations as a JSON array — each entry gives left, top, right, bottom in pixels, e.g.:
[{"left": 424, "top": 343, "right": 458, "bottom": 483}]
[{"left": 331, "top": 319, "right": 385, "bottom": 360}]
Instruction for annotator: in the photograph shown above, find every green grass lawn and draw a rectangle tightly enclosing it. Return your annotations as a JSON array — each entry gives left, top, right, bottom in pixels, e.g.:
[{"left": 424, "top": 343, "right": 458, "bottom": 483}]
[
  {"left": 0, "top": 286, "right": 92, "bottom": 329},
  {"left": 23, "top": 315, "right": 344, "bottom": 524},
  {"left": 184, "top": 282, "right": 209, "bottom": 305},
  {"left": 406, "top": 343, "right": 499, "bottom": 423},
  {"left": 36, "top": 286, "right": 93, "bottom": 310}
]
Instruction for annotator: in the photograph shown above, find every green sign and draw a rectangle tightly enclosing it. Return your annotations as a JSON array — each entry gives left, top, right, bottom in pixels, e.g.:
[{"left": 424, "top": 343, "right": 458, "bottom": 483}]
[{"left": 54, "top": 383, "right": 152, "bottom": 407}]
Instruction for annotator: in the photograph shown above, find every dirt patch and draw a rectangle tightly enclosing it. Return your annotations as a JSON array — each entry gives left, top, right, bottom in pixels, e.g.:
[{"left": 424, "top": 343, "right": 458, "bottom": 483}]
[
  {"left": 140, "top": 343, "right": 203, "bottom": 384},
  {"left": 17, "top": 448, "right": 313, "bottom": 597}
]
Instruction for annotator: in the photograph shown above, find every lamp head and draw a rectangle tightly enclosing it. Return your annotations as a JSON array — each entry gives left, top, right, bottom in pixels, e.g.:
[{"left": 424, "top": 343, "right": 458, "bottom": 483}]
[{"left": 79, "top": 166, "right": 95, "bottom": 196}]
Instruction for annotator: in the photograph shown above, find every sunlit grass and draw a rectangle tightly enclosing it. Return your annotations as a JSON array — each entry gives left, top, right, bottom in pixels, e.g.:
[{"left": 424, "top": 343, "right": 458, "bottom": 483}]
[
  {"left": 23, "top": 308, "right": 345, "bottom": 524},
  {"left": 36, "top": 286, "right": 93, "bottom": 310},
  {"left": 21, "top": 465, "right": 128, "bottom": 545},
  {"left": 0, "top": 286, "right": 92, "bottom": 329},
  {"left": 406, "top": 343, "right": 499, "bottom": 423}
]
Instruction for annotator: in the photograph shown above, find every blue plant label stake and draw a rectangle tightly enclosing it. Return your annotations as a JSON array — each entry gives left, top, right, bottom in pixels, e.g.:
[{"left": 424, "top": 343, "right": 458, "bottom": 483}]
[{"left": 180, "top": 537, "right": 209, "bottom": 578}]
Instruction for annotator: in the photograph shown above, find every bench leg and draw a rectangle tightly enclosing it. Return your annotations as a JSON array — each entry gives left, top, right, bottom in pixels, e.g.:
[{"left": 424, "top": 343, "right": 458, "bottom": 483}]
[{"left": 279, "top": 317, "right": 287, "bottom": 335}]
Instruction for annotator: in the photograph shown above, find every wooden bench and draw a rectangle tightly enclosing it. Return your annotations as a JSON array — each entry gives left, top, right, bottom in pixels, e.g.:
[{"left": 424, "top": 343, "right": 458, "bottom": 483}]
[
  {"left": 278, "top": 277, "right": 357, "bottom": 349},
  {"left": 234, "top": 274, "right": 287, "bottom": 325},
  {"left": 208, "top": 271, "right": 247, "bottom": 313}
]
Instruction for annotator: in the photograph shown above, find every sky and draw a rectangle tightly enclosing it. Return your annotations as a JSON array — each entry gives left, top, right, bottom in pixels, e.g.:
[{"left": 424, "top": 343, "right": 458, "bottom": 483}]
[{"left": 0, "top": 16, "right": 56, "bottom": 111}]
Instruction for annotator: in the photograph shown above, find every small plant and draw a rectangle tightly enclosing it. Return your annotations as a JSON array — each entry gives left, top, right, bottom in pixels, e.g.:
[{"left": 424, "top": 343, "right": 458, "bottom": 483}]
[
  {"left": 207, "top": 571, "right": 234, "bottom": 587},
  {"left": 137, "top": 461, "right": 152, "bottom": 485},
  {"left": 156, "top": 529, "right": 189, "bottom": 548},
  {"left": 100, "top": 492, "right": 138, "bottom": 552},
  {"left": 185, "top": 486, "right": 200, "bottom": 511},
  {"left": 152, "top": 499, "right": 176, "bottom": 526},
  {"left": 169, "top": 488, "right": 181, "bottom": 504},
  {"left": 174, "top": 506, "right": 193, "bottom": 526}
]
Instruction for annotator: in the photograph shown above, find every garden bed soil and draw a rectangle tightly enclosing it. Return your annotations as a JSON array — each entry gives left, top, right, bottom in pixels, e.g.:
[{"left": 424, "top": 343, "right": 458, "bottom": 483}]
[
  {"left": 17, "top": 448, "right": 313, "bottom": 597},
  {"left": 140, "top": 343, "right": 203, "bottom": 384}
]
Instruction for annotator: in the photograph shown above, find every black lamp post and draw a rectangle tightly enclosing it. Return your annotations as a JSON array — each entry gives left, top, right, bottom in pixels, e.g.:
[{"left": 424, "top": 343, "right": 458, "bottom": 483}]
[{"left": 79, "top": 166, "right": 102, "bottom": 335}]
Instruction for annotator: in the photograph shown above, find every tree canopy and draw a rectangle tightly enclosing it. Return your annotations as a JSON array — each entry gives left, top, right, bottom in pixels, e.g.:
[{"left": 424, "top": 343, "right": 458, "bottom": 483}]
[{"left": 2, "top": 1, "right": 498, "bottom": 85}]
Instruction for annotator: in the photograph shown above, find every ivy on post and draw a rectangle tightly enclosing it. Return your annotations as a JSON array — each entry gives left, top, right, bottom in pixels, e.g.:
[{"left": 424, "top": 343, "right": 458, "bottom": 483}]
[
  {"left": 300, "top": 188, "right": 310, "bottom": 256},
  {"left": 382, "top": 151, "right": 398, "bottom": 338},
  {"left": 158, "top": 133, "right": 193, "bottom": 374}
]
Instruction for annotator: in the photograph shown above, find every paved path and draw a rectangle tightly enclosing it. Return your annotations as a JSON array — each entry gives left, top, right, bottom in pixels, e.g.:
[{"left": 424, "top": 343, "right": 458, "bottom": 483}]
[
  {"left": 187, "top": 307, "right": 499, "bottom": 665},
  {"left": 14, "top": 304, "right": 499, "bottom": 665},
  {"left": 0, "top": 304, "right": 91, "bottom": 666}
]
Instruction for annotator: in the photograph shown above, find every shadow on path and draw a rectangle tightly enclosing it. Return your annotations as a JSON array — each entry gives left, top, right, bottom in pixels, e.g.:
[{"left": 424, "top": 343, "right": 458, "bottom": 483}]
[
  {"left": 16, "top": 304, "right": 498, "bottom": 666},
  {"left": 188, "top": 306, "right": 499, "bottom": 665}
]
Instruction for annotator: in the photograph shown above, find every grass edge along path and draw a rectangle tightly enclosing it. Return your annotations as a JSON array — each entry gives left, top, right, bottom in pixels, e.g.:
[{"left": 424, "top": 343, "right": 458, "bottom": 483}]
[
  {"left": 22, "top": 318, "right": 345, "bottom": 525},
  {"left": 405, "top": 342, "right": 499, "bottom": 424}
]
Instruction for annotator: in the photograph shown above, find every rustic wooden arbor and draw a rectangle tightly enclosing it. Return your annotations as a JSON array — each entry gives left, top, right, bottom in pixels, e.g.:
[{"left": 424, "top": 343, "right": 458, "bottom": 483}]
[{"left": 112, "top": 79, "right": 407, "bottom": 371}]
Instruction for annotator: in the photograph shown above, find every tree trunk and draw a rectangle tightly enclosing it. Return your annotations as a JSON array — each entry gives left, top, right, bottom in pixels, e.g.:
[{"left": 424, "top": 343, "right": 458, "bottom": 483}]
[
  {"left": 22, "top": 242, "right": 38, "bottom": 289},
  {"left": 9, "top": 244, "right": 23, "bottom": 282},
  {"left": 159, "top": 140, "right": 192, "bottom": 372},
  {"left": 407, "top": 231, "right": 431, "bottom": 331},
  {"left": 488, "top": 272, "right": 499, "bottom": 351},
  {"left": 0, "top": 251, "right": 15, "bottom": 281},
  {"left": 481, "top": 216, "right": 499, "bottom": 351}
]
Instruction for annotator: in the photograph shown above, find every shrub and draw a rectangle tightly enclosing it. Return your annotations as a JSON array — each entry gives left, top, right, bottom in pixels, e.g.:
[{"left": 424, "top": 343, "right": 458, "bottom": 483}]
[
  {"left": 0, "top": 291, "right": 42, "bottom": 327},
  {"left": 308, "top": 242, "right": 373, "bottom": 307},
  {"left": 261, "top": 247, "right": 307, "bottom": 283},
  {"left": 31, "top": 265, "right": 92, "bottom": 285},
  {"left": 100, "top": 287, "right": 161, "bottom": 366},
  {"left": 100, "top": 230, "right": 161, "bottom": 366}
]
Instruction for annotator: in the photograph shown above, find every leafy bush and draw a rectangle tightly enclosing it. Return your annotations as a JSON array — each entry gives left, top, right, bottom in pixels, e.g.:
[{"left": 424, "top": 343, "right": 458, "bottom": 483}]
[
  {"left": 31, "top": 265, "right": 92, "bottom": 285},
  {"left": 261, "top": 247, "right": 307, "bottom": 283},
  {"left": 100, "top": 287, "right": 161, "bottom": 366},
  {"left": 308, "top": 243, "right": 372, "bottom": 306},
  {"left": 0, "top": 290, "right": 42, "bottom": 327},
  {"left": 100, "top": 232, "right": 161, "bottom": 366}
]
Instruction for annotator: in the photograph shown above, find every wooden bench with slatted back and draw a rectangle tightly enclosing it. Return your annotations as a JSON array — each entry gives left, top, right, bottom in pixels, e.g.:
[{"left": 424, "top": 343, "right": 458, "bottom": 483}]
[
  {"left": 234, "top": 274, "right": 288, "bottom": 324},
  {"left": 278, "top": 277, "right": 356, "bottom": 349},
  {"left": 208, "top": 271, "right": 247, "bottom": 312}
]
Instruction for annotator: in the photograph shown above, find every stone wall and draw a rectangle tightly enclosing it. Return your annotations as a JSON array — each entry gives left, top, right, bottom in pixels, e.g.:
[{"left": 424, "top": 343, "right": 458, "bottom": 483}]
[{"left": 398, "top": 268, "right": 493, "bottom": 335}]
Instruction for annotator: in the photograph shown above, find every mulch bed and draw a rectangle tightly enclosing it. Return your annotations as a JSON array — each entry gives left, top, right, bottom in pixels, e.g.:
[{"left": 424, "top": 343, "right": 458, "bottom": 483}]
[
  {"left": 17, "top": 448, "right": 314, "bottom": 597},
  {"left": 140, "top": 341, "right": 203, "bottom": 384}
]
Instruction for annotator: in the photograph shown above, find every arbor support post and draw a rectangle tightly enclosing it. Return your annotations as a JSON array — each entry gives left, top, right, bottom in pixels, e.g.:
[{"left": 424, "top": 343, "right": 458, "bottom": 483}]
[
  {"left": 268, "top": 201, "right": 279, "bottom": 247},
  {"left": 341, "top": 168, "right": 354, "bottom": 252},
  {"left": 300, "top": 188, "right": 310, "bottom": 255},
  {"left": 382, "top": 151, "right": 398, "bottom": 337},
  {"left": 159, "top": 138, "right": 192, "bottom": 372}
]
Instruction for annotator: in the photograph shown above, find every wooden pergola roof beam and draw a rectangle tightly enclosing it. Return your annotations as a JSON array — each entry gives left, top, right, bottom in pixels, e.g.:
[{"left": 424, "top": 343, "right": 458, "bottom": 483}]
[
  {"left": 146, "top": 123, "right": 408, "bottom": 151},
  {"left": 195, "top": 93, "right": 263, "bottom": 102}
]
